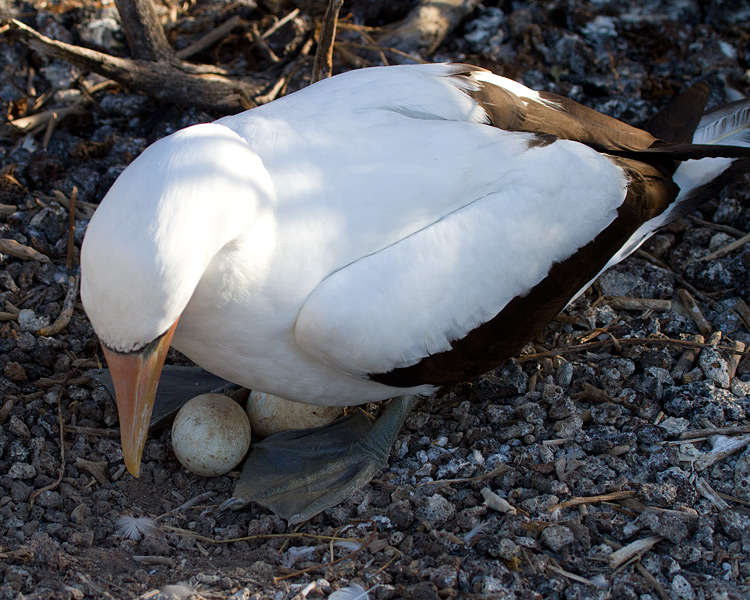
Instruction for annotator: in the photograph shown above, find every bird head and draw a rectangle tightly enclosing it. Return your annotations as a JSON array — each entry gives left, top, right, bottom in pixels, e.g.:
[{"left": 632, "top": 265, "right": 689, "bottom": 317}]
[{"left": 81, "top": 122, "right": 272, "bottom": 477}]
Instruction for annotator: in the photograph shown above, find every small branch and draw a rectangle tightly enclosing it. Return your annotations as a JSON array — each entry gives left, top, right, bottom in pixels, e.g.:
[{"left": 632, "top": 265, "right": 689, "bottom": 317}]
[
  {"left": 670, "top": 334, "right": 704, "bottom": 382},
  {"left": 677, "top": 289, "right": 712, "bottom": 336},
  {"left": 9, "top": 19, "right": 265, "bottom": 112},
  {"left": 699, "top": 231, "right": 750, "bottom": 261},
  {"left": 635, "top": 561, "right": 671, "bottom": 600},
  {"left": 607, "top": 536, "right": 663, "bottom": 569},
  {"left": 686, "top": 214, "right": 747, "bottom": 238},
  {"left": 311, "top": 0, "right": 344, "bottom": 83},
  {"left": 606, "top": 296, "right": 671, "bottom": 311},
  {"left": 551, "top": 490, "right": 636, "bottom": 511},
  {"left": 65, "top": 186, "right": 78, "bottom": 270},
  {"left": 38, "top": 273, "right": 79, "bottom": 337},
  {"left": 114, "top": 0, "right": 174, "bottom": 62},
  {"left": 175, "top": 14, "right": 243, "bottom": 60},
  {"left": 0, "top": 238, "right": 50, "bottom": 262},
  {"left": 375, "top": 0, "right": 477, "bottom": 58},
  {"left": 259, "top": 8, "right": 301, "bottom": 41},
  {"left": 694, "top": 433, "right": 750, "bottom": 471}
]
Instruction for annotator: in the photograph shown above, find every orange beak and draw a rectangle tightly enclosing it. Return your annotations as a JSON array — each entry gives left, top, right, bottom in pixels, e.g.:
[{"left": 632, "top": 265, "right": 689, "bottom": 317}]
[{"left": 101, "top": 320, "right": 179, "bottom": 477}]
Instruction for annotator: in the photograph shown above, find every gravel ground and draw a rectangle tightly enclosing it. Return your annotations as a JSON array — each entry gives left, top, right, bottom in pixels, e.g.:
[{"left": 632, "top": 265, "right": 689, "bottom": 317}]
[{"left": 1, "top": 1, "right": 750, "bottom": 599}]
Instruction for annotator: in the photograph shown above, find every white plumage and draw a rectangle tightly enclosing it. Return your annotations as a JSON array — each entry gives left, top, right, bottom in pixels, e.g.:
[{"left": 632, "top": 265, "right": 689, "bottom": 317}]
[
  {"left": 80, "top": 64, "right": 750, "bottom": 519},
  {"left": 83, "top": 64, "right": 635, "bottom": 404}
]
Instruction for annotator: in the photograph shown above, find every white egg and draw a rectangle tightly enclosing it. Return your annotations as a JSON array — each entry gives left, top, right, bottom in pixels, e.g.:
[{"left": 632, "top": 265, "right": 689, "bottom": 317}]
[
  {"left": 171, "top": 393, "right": 251, "bottom": 476},
  {"left": 245, "top": 391, "right": 342, "bottom": 438}
]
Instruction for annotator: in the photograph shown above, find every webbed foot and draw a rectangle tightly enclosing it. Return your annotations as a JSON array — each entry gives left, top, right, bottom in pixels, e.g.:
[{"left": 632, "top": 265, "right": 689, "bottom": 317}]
[{"left": 223, "top": 395, "right": 420, "bottom": 524}]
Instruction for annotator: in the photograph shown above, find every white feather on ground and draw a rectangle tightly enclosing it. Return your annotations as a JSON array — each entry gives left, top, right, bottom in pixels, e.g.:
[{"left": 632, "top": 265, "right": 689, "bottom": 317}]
[{"left": 329, "top": 583, "right": 370, "bottom": 600}]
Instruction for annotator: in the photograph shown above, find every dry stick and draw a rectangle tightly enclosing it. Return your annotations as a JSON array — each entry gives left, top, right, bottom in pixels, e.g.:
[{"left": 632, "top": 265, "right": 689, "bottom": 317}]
[
  {"left": 260, "top": 8, "right": 301, "bottom": 41},
  {"left": 677, "top": 288, "right": 712, "bottom": 336},
  {"left": 679, "top": 424, "right": 750, "bottom": 439},
  {"left": 607, "top": 536, "right": 663, "bottom": 569},
  {"left": 38, "top": 187, "right": 80, "bottom": 337},
  {"left": 635, "top": 249, "right": 718, "bottom": 306},
  {"left": 6, "top": 102, "right": 86, "bottom": 136},
  {"left": 694, "top": 433, "right": 750, "bottom": 471},
  {"left": 114, "top": 0, "right": 174, "bottom": 62},
  {"left": 605, "top": 296, "right": 672, "bottom": 311},
  {"left": 727, "top": 340, "right": 746, "bottom": 379},
  {"left": 9, "top": 19, "right": 265, "bottom": 112},
  {"left": 338, "top": 40, "right": 428, "bottom": 64},
  {"left": 49, "top": 189, "right": 96, "bottom": 219},
  {"left": 694, "top": 476, "right": 731, "bottom": 511},
  {"left": 716, "top": 490, "right": 750, "bottom": 508},
  {"left": 175, "top": 15, "right": 243, "bottom": 60},
  {"left": 635, "top": 561, "right": 671, "bottom": 600},
  {"left": 686, "top": 214, "right": 747, "bottom": 238},
  {"left": 311, "top": 0, "right": 344, "bottom": 83},
  {"left": 349, "top": 25, "right": 390, "bottom": 65},
  {"left": 255, "top": 37, "right": 314, "bottom": 104},
  {"left": 161, "top": 525, "right": 366, "bottom": 546},
  {"left": 419, "top": 464, "right": 512, "bottom": 487},
  {"left": 63, "top": 424, "right": 120, "bottom": 438},
  {"left": 375, "top": 0, "right": 477, "bottom": 57},
  {"left": 551, "top": 490, "right": 636, "bottom": 510},
  {"left": 38, "top": 274, "right": 79, "bottom": 336},
  {"left": 132, "top": 555, "right": 175, "bottom": 567},
  {"left": 41, "top": 111, "right": 58, "bottom": 149},
  {"left": 699, "top": 231, "right": 750, "bottom": 261},
  {"left": 0, "top": 238, "right": 50, "bottom": 262},
  {"left": 547, "top": 560, "right": 599, "bottom": 587},
  {"left": 670, "top": 334, "right": 704, "bottom": 382},
  {"left": 65, "top": 186, "right": 78, "bottom": 270}
]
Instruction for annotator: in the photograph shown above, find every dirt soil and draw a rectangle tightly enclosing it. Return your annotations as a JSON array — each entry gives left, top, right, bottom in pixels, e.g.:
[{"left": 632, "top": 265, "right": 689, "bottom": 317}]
[{"left": 1, "top": 1, "right": 750, "bottom": 599}]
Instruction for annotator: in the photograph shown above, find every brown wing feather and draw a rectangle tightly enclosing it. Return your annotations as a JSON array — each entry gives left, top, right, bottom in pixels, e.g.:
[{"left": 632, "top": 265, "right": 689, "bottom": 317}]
[{"left": 370, "top": 69, "right": 747, "bottom": 389}]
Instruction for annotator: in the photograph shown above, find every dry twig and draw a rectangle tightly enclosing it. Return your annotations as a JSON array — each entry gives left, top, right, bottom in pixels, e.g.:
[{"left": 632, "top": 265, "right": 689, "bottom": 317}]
[
  {"left": 607, "top": 536, "right": 663, "bottom": 569},
  {"left": 376, "top": 0, "right": 477, "bottom": 58},
  {"left": 699, "top": 231, "right": 750, "bottom": 261},
  {"left": 8, "top": 18, "right": 265, "bottom": 112},
  {"left": 311, "top": 0, "right": 344, "bottom": 83},
  {"left": 677, "top": 288, "right": 712, "bottom": 336},
  {"left": 38, "top": 274, "right": 80, "bottom": 337},
  {"left": 551, "top": 490, "right": 636, "bottom": 510},
  {"left": 0, "top": 238, "right": 50, "bottom": 262}
]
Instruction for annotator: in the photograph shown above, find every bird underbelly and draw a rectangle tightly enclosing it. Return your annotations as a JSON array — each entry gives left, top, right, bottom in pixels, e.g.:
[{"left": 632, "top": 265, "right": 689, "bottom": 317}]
[{"left": 170, "top": 318, "right": 435, "bottom": 407}]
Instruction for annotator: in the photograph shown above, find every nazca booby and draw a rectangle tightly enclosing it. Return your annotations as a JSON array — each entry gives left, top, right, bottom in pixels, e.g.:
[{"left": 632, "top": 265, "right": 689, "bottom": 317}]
[{"left": 81, "top": 63, "right": 750, "bottom": 524}]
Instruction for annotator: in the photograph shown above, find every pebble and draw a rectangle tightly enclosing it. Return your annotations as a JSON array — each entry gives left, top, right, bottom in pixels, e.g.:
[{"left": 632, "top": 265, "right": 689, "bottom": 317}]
[
  {"left": 670, "top": 574, "right": 696, "bottom": 600},
  {"left": 658, "top": 416, "right": 690, "bottom": 436},
  {"left": 417, "top": 494, "right": 455, "bottom": 527},
  {"left": 730, "top": 377, "right": 750, "bottom": 397},
  {"left": 8, "top": 462, "right": 36, "bottom": 480},
  {"left": 16, "top": 309, "right": 51, "bottom": 333},
  {"left": 699, "top": 347, "right": 731, "bottom": 388},
  {"left": 540, "top": 525, "right": 575, "bottom": 552}
]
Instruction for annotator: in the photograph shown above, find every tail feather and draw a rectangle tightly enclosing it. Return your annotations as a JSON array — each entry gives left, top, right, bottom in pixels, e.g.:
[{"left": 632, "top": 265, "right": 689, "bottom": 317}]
[
  {"left": 670, "top": 95, "right": 750, "bottom": 214},
  {"left": 600, "top": 94, "right": 750, "bottom": 273},
  {"left": 647, "top": 82, "right": 709, "bottom": 144},
  {"left": 693, "top": 99, "right": 750, "bottom": 147}
]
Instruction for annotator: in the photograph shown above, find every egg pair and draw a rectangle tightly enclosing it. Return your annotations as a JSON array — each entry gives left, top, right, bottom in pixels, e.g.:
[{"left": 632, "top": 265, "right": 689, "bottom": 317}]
[{"left": 171, "top": 391, "right": 341, "bottom": 476}]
